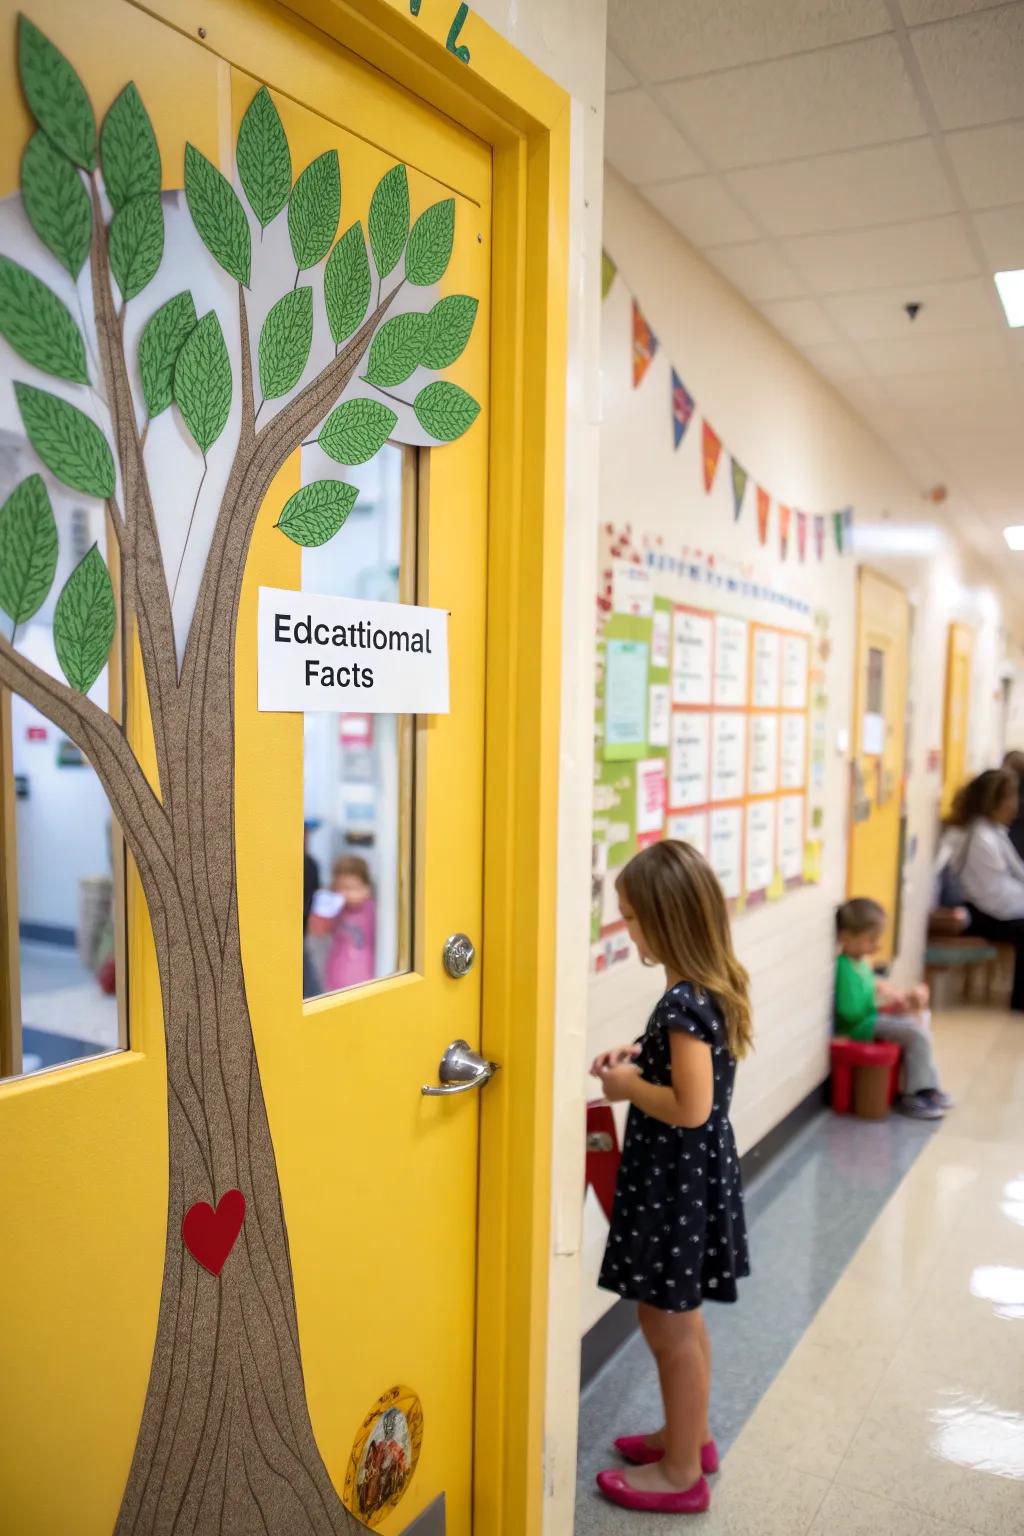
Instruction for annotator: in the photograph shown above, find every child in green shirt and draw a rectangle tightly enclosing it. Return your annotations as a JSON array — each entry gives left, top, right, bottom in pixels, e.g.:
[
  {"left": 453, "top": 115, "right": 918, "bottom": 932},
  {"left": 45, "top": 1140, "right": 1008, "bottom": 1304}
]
[{"left": 835, "top": 898, "right": 952, "bottom": 1121}]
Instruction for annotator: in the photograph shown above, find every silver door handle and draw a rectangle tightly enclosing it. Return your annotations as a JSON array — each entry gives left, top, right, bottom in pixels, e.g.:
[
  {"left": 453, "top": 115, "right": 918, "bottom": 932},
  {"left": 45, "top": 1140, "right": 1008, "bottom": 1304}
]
[{"left": 422, "top": 1039, "right": 500, "bottom": 1096}]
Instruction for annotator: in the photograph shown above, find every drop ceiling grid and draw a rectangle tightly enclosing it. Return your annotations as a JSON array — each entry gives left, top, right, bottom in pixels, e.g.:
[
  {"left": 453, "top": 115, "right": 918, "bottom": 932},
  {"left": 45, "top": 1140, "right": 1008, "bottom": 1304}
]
[{"left": 604, "top": 0, "right": 1024, "bottom": 572}]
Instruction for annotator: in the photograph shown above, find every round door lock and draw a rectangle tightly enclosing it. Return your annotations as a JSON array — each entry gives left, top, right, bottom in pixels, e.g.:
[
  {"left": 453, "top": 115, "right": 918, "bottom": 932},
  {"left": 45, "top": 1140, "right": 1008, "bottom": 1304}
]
[{"left": 443, "top": 933, "right": 476, "bottom": 979}]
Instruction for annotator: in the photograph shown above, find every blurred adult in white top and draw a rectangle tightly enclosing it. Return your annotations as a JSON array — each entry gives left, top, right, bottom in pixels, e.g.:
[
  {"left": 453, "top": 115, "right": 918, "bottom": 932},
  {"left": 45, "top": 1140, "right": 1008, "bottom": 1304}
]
[{"left": 945, "top": 767, "right": 1024, "bottom": 1011}]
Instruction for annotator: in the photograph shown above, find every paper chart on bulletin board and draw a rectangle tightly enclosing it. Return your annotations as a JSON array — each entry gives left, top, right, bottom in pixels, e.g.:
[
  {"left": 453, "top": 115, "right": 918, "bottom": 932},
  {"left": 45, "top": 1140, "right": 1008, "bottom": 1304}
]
[{"left": 592, "top": 533, "right": 816, "bottom": 975}]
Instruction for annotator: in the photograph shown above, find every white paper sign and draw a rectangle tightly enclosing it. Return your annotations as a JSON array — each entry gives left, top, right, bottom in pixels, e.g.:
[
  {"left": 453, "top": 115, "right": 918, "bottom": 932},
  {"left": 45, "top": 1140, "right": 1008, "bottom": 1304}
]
[
  {"left": 748, "top": 714, "right": 779, "bottom": 795},
  {"left": 778, "top": 795, "right": 805, "bottom": 881},
  {"left": 652, "top": 607, "right": 671, "bottom": 669},
  {"left": 670, "top": 712, "right": 710, "bottom": 809},
  {"left": 781, "top": 634, "right": 809, "bottom": 710},
  {"left": 636, "top": 759, "right": 667, "bottom": 837},
  {"left": 713, "top": 615, "right": 749, "bottom": 707},
  {"left": 648, "top": 683, "right": 671, "bottom": 748},
  {"left": 752, "top": 628, "right": 780, "bottom": 709},
  {"left": 745, "top": 801, "right": 775, "bottom": 894},
  {"left": 667, "top": 811, "right": 709, "bottom": 858},
  {"left": 780, "top": 713, "right": 807, "bottom": 789},
  {"left": 673, "top": 609, "right": 713, "bottom": 705},
  {"left": 710, "top": 806, "right": 742, "bottom": 900},
  {"left": 258, "top": 588, "right": 450, "bottom": 713},
  {"left": 612, "top": 561, "right": 654, "bottom": 618},
  {"left": 711, "top": 712, "right": 746, "bottom": 802}
]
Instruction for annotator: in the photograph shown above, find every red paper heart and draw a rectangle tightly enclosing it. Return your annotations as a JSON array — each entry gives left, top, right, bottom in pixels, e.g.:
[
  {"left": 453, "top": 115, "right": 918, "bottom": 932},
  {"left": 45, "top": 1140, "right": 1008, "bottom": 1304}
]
[{"left": 182, "top": 1189, "right": 246, "bottom": 1276}]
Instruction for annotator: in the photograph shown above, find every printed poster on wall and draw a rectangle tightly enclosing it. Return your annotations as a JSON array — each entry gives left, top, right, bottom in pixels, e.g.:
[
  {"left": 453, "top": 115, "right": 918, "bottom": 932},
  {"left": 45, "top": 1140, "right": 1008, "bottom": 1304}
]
[
  {"left": 604, "top": 638, "right": 649, "bottom": 759},
  {"left": 672, "top": 609, "right": 713, "bottom": 705},
  {"left": 711, "top": 713, "right": 746, "bottom": 802},
  {"left": 780, "top": 713, "right": 807, "bottom": 789},
  {"left": 648, "top": 684, "right": 671, "bottom": 748},
  {"left": 748, "top": 714, "right": 779, "bottom": 796},
  {"left": 710, "top": 806, "right": 742, "bottom": 901},
  {"left": 666, "top": 811, "right": 709, "bottom": 858},
  {"left": 670, "top": 712, "right": 710, "bottom": 808},
  {"left": 636, "top": 759, "right": 668, "bottom": 846},
  {"left": 612, "top": 561, "right": 655, "bottom": 618},
  {"left": 752, "top": 627, "right": 780, "bottom": 709},
  {"left": 781, "top": 633, "right": 810, "bottom": 710},
  {"left": 652, "top": 606, "right": 671, "bottom": 669},
  {"left": 745, "top": 800, "right": 775, "bottom": 896},
  {"left": 713, "top": 615, "right": 749, "bottom": 707},
  {"left": 778, "top": 794, "right": 805, "bottom": 882}
]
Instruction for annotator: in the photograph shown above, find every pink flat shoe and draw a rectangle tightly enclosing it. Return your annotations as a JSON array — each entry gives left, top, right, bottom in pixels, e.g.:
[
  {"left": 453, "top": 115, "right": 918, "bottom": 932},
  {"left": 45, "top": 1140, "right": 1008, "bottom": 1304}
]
[
  {"left": 596, "top": 1468, "right": 711, "bottom": 1513},
  {"left": 614, "top": 1435, "right": 719, "bottom": 1474}
]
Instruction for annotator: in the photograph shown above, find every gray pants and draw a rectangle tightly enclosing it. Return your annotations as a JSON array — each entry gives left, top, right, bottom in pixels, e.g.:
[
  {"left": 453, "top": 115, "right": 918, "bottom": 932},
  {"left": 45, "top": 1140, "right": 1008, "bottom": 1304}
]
[{"left": 874, "top": 1011, "right": 938, "bottom": 1096}]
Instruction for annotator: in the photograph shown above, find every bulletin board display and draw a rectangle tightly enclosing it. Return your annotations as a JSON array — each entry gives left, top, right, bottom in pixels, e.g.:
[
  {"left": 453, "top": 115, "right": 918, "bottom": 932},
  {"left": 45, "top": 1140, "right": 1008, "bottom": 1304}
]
[{"left": 592, "top": 545, "right": 814, "bottom": 975}]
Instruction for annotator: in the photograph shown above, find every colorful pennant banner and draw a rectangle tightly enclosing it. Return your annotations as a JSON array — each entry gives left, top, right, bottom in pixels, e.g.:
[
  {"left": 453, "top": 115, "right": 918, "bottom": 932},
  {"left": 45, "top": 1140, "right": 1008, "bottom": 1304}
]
[
  {"left": 702, "top": 421, "right": 723, "bottom": 493},
  {"left": 603, "top": 251, "right": 855, "bottom": 556},
  {"left": 671, "top": 368, "right": 695, "bottom": 449}
]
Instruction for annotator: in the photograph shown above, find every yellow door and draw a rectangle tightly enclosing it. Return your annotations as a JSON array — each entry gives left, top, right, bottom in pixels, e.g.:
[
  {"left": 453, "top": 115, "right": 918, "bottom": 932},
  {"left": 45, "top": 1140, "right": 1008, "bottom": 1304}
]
[
  {"left": 0, "top": 3, "right": 494, "bottom": 1533},
  {"left": 942, "top": 622, "right": 973, "bottom": 818},
  {"left": 847, "top": 568, "right": 909, "bottom": 964}
]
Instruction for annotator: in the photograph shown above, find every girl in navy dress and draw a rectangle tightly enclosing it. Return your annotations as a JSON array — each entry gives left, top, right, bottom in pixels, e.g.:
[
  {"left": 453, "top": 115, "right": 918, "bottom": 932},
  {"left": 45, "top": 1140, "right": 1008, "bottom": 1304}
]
[{"left": 591, "top": 840, "right": 752, "bottom": 1515}]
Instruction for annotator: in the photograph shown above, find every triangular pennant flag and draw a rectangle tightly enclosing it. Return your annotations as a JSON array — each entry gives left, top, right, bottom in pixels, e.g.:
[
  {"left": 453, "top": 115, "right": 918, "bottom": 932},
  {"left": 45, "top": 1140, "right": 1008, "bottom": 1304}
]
[
  {"left": 632, "top": 300, "right": 657, "bottom": 387},
  {"left": 731, "top": 459, "right": 749, "bottom": 521},
  {"left": 833, "top": 511, "right": 844, "bottom": 553},
  {"left": 796, "top": 510, "right": 808, "bottom": 562},
  {"left": 814, "top": 514, "right": 825, "bottom": 560},
  {"left": 843, "top": 507, "right": 854, "bottom": 548},
  {"left": 702, "top": 421, "right": 722, "bottom": 492},
  {"left": 601, "top": 249, "right": 617, "bottom": 300},
  {"left": 756, "top": 487, "right": 770, "bottom": 546},
  {"left": 779, "top": 504, "right": 792, "bottom": 560},
  {"left": 671, "top": 369, "right": 695, "bottom": 449}
]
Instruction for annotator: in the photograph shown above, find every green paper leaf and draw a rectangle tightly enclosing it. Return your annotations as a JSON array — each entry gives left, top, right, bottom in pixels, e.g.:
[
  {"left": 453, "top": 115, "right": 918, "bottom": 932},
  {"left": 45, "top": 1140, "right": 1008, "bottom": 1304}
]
[
  {"left": 100, "top": 83, "right": 160, "bottom": 212},
  {"left": 138, "top": 291, "right": 197, "bottom": 416},
  {"left": 174, "top": 311, "right": 232, "bottom": 454},
  {"left": 15, "top": 383, "right": 115, "bottom": 497},
  {"left": 368, "top": 164, "right": 409, "bottom": 280},
  {"left": 0, "top": 257, "right": 87, "bottom": 382},
  {"left": 276, "top": 480, "right": 358, "bottom": 546},
  {"left": 18, "top": 17, "right": 96, "bottom": 171},
  {"left": 319, "top": 399, "right": 397, "bottom": 465},
  {"left": 421, "top": 294, "right": 477, "bottom": 370},
  {"left": 324, "top": 222, "right": 371, "bottom": 345},
  {"left": 53, "top": 545, "right": 116, "bottom": 694},
  {"left": 0, "top": 475, "right": 58, "bottom": 626},
  {"left": 108, "top": 193, "right": 164, "bottom": 301},
  {"left": 184, "top": 143, "right": 251, "bottom": 286},
  {"left": 413, "top": 380, "right": 480, "bottom": 442},
  {"left": 288, "top": 150, "right": 340, "bottom": 271},
  {"left": 365, "top": 311, "right": 427, "bottom": 388},
  {"left": 237, "top": 86, "right": 291, "bottom": 229},
  {"left": 406, "top": 198, "right": 455, "bottom": 286},
  {"left": 259, "top": 286, "right": 313, "bottom": 400},
  {"left": 21, "top": 131, "right": 91, "bottom": 278}
]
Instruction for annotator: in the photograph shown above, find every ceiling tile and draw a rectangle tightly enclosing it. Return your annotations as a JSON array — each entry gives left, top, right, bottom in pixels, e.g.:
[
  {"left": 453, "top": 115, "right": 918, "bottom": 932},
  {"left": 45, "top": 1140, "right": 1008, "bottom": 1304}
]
[
  {"left": 726, "top": 139, "right": 955, "bottom": 237},
  {"left": 947, "top": 123, "right": 1024, "bottom": 209},
  {"left": 799, "top": 340, "right": 868, "bottom": 381},
  {"left": 900, "top": 0, "right": 1007, "bottom": 21},
  {"left": 824, "top": 278, "right": 999, "bottom": 338},
  {"left": 661, "top": 37, "right": 926, "bottom": 169},
  {"left": 603, "top": 90, "right": 704, "bottom": 184},
  {"left": 758, "top": 298, "right": 840, "bottom": 346},
  {"left": 974, "top": 205, "right": 1024, "bottom": 270},
  {"left": 644, "top": 176, "right": 759, "bottom": 247},
  {"left": 606, "top": 0, "right": 891, "bottom": 83},
  {"left": 703, "top": 241, "right": 806, "bottom": 301},
  {"left": 857, "top": 329, "right": 1008, "bottom": 375},
  {"left": 782, "top": 216, "right": 979, "bottom": 292},
  {"left": 911, "top": 6, "right": 1024, "bottom": 130},
  {"left": 605, "top": 50, "right": 636, "bottom": 93}
]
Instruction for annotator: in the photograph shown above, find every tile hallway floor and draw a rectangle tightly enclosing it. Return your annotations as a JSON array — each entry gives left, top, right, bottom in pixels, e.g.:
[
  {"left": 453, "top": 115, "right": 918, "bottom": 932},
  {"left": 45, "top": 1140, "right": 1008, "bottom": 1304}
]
[{"left": 575, "top": 1008, "right": 1024, "bottom": 1534}]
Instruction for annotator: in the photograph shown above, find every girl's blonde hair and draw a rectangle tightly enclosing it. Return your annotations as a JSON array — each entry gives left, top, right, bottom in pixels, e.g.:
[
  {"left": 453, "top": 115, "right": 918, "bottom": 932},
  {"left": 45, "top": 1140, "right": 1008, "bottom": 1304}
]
[{"left": 616, "top": 840, "right": 753, "bottom": 1060}]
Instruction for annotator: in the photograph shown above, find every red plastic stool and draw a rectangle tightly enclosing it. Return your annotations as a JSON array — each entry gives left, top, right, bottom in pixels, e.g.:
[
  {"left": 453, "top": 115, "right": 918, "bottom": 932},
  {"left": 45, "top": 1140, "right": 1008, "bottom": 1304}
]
[{"left": 830, "top": 1037, "right": 902, "bottom": 1115}]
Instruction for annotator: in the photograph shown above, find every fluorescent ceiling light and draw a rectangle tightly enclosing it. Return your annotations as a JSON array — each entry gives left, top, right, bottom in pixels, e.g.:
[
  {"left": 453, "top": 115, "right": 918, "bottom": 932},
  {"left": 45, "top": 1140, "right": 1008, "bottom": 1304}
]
[
  {"left": 854, "top": 523, "right": 941, "bottom": 555},
  {"left": 1004, "top": 525, "right": 1024, "bottom": 551},
  {"left": 994, "top": 270, "right": 1024, "bottom": 327}
]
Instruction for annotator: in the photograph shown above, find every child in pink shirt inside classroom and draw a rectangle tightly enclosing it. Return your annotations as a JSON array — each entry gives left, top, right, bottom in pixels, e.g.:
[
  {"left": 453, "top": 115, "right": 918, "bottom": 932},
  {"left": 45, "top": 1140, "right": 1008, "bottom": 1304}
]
[{"left": 308, "top": 855, "right": 377, "bottom": 993}]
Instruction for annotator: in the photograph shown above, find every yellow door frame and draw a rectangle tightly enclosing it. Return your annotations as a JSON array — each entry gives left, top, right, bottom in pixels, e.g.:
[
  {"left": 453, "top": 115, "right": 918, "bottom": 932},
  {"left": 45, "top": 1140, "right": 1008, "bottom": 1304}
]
[
  {"left": 941, "top": 621, "right": 974, "bottom": 819},
  {"left": 134, "top": 3, "right": 568, "bottom": 1531}
]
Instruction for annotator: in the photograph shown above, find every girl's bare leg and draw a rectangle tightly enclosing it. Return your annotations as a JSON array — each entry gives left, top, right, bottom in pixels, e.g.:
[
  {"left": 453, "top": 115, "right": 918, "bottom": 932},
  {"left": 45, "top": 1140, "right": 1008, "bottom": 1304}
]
[
  {"left": 625, "top": 1304, "right": 707, "bottom": 1491},
  {"left": 637, "top": 1306, "right": 711, "bottom": 1451}
]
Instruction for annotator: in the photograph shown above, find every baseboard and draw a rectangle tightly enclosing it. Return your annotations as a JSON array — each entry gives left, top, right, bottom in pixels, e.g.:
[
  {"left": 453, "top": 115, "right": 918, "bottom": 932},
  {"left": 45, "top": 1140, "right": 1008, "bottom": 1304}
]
[{"left": 579, "top": 1079, "right": 828, "bottom": 1388}]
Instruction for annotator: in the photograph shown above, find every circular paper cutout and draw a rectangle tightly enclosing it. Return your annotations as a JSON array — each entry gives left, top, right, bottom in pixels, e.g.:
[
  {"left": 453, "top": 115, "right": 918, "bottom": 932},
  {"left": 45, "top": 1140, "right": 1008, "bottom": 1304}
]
[{"left": 343, "top": 1385, "right": 423, "bottom": 1527}]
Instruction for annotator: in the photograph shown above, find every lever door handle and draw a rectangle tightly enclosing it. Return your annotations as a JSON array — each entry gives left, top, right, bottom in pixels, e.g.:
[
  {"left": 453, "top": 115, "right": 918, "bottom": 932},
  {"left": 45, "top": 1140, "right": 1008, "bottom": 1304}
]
[{"left": 422, "top": 1039, "right": 499, "bottom": 1096}]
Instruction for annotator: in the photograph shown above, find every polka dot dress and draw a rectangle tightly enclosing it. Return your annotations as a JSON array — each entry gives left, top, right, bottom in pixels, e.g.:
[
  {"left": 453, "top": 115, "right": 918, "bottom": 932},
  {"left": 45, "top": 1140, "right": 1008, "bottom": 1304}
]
[{"left": 598, "top": 982, "right": 750, "bottom": 1313}]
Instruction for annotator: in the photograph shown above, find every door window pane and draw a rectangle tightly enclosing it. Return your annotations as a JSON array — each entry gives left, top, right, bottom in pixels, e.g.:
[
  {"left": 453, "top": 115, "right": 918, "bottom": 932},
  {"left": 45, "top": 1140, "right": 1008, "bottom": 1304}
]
[{"left": 302, "top": 446, "right": 415, "bottom": 1000}]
